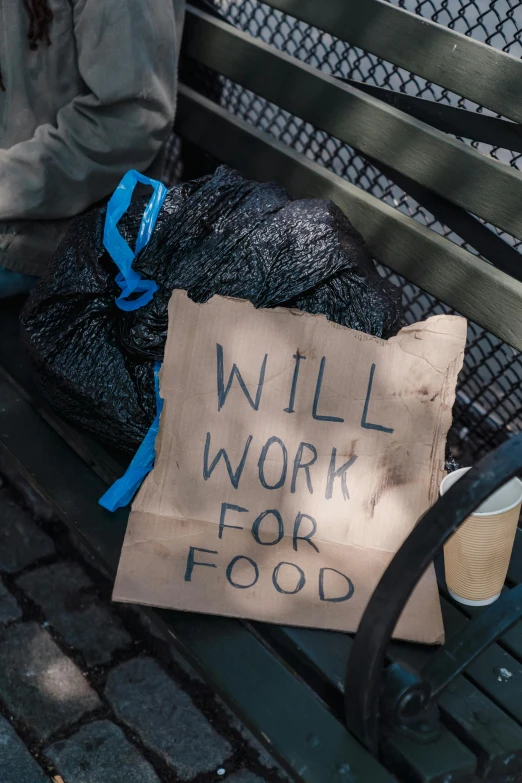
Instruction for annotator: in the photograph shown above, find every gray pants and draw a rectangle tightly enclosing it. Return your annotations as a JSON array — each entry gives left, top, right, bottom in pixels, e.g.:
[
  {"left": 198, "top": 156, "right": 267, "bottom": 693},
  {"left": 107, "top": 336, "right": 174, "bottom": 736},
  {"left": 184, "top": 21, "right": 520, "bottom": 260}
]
[{"left": 0, "top": 217, "right": 72, "bottom": 278}]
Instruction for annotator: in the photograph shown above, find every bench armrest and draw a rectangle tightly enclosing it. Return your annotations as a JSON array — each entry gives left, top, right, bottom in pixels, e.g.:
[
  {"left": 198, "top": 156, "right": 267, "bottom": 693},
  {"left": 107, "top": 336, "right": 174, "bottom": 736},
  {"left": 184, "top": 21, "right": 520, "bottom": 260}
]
[{"left": 344, "top": 433, "right": 522, "bottom": 752}]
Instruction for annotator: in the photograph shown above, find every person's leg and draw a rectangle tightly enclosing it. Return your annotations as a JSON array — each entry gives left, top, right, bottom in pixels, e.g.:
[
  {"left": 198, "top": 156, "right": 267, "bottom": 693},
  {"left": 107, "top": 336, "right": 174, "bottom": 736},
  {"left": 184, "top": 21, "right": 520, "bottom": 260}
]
[
  {"left": 0, "top": 218, "right": 73, "bottom": 288},
  {"left": 0, "top": 266, "right": 38, "bottom": 298}
]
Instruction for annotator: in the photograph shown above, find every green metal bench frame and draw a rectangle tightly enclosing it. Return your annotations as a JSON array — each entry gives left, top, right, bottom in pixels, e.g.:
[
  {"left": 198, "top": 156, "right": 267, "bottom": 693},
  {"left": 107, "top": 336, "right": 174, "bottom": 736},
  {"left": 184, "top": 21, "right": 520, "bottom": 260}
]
[{"left": 2, "top": 2, "right": 522, "bottom": 780}]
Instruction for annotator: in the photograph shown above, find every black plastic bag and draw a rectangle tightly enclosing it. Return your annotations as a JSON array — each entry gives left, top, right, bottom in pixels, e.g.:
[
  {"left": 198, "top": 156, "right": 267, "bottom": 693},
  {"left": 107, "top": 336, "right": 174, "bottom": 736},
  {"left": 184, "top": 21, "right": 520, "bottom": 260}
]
[{"left": 21, "top": 166, "right": 402, "bottom": 453}]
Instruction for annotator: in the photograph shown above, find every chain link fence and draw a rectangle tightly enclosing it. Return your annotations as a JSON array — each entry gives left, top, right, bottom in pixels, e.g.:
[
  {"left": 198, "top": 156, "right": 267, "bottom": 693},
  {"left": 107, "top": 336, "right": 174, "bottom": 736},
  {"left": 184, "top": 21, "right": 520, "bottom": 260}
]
[{"left": 173, "top": 0, "right": 522, "bottom": 465}]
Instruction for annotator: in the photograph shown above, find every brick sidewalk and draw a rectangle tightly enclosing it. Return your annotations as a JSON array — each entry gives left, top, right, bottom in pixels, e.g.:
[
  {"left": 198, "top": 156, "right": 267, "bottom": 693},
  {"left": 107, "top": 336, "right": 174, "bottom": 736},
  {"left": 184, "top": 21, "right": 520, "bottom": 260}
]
[{"left": 0, "top": 474, "right": 288, "bottom": 783}]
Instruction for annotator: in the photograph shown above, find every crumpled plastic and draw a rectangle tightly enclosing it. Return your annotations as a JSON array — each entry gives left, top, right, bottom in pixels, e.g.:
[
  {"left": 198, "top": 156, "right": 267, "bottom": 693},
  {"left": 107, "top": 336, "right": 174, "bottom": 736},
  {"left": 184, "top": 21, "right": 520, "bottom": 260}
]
[
  {"left": 21, "top": 165, "right": 402, "bottom": 453},
  {"left": 99, "top": 361, "right": 163, "bottom": 510}
]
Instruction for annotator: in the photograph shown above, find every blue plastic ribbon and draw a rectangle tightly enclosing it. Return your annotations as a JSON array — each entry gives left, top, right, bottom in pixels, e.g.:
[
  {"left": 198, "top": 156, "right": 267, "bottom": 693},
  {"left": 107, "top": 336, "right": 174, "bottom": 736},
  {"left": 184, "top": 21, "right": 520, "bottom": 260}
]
[
  {"left": 99, "top": 362, "right": 164, "bottom": 511},
  {"left": 104, "top": 170, "right": 167, "bottom": 311}
]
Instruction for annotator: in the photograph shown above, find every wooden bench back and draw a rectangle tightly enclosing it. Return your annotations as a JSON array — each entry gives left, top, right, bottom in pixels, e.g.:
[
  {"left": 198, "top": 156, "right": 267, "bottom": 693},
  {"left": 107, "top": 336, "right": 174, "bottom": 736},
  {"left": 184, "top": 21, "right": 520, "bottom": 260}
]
[{"left": 176, "top": 0, "right": 522, "bottom": 348}]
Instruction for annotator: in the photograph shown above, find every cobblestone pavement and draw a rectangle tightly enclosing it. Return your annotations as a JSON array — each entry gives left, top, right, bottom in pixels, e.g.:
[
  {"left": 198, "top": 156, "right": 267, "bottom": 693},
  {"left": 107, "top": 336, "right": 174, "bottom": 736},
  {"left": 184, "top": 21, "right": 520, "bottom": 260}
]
[{"left": 0, "top": 471, "right": 289, "bottom": 783}]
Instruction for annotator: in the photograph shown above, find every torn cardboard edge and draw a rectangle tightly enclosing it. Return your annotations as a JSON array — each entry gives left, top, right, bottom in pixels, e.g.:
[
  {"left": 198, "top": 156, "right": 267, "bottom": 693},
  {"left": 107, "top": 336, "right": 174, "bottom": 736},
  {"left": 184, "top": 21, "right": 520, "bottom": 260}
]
[{"left": 114, "top": 292, "right": 467, "bottom": 644}]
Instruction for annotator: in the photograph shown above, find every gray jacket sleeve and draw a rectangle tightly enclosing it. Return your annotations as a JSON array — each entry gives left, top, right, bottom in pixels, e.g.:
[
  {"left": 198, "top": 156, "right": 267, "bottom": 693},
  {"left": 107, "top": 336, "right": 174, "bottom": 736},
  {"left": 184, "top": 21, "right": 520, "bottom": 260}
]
[{"left": 0, "top": 0, "right": 180, "bottom": 221}]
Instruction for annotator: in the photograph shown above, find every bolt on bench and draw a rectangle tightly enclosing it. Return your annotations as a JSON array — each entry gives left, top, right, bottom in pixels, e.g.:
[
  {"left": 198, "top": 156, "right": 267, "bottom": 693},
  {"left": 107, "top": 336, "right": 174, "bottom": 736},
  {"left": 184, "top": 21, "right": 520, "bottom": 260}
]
[{"left": 2, "top": 1, "right": 522, "bottom": 781}]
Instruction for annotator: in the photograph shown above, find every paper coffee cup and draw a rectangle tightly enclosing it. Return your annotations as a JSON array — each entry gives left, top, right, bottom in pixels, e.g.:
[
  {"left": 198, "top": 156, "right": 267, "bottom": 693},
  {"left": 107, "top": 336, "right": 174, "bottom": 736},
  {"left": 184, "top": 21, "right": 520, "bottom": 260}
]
[{"left": 440, "top": 467, "right": 522, "bottom": 606}]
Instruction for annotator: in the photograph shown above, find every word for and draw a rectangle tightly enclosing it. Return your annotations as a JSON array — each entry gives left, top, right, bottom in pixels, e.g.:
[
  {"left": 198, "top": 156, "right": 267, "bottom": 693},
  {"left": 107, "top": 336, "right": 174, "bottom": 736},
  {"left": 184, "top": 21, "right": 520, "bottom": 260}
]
[{"left": 218, "top": 502, "right": 319, "bottom": 550}]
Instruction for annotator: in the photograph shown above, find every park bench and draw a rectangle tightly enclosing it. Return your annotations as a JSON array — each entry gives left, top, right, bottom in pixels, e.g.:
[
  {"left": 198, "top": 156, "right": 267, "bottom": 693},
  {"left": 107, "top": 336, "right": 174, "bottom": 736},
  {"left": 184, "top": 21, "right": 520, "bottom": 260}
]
[{"left": 2, "top": 1, "right": 522, "bottom": 780}]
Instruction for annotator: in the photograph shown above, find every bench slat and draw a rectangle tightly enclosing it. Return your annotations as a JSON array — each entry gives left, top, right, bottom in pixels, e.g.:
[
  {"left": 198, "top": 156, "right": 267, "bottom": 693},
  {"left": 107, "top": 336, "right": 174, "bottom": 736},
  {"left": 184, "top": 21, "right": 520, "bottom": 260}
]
[
  {"left": 176, "top": 86, "right": 522, "bottom": 350},
  {"left": 0, "top": 367, "right": 394, "bottom": 783},
  {"left": 440, "top": 599, "right": 522, "bottom": 726},
  {"left": 340, "top": 79, "right": 522, "bottom": 152},
  {"left": 261, "top": 619, "right": 522, "bottom": 780},
  {"left": 260, "top": 0, "right": 522, "bottom": 125},
  {"left": 259, "top": 625, "right": 479, "bottom": 782},
  {"left": 184, "top": 8, "right": 522, "bottom": 240}
]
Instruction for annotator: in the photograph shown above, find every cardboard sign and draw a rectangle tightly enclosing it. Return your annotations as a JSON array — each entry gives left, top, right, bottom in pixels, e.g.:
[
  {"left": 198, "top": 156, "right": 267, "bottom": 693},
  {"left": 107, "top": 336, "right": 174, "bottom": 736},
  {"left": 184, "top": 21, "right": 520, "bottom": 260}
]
[{"left": 113, "top": 291, "right": 467, "bottom": 644}]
